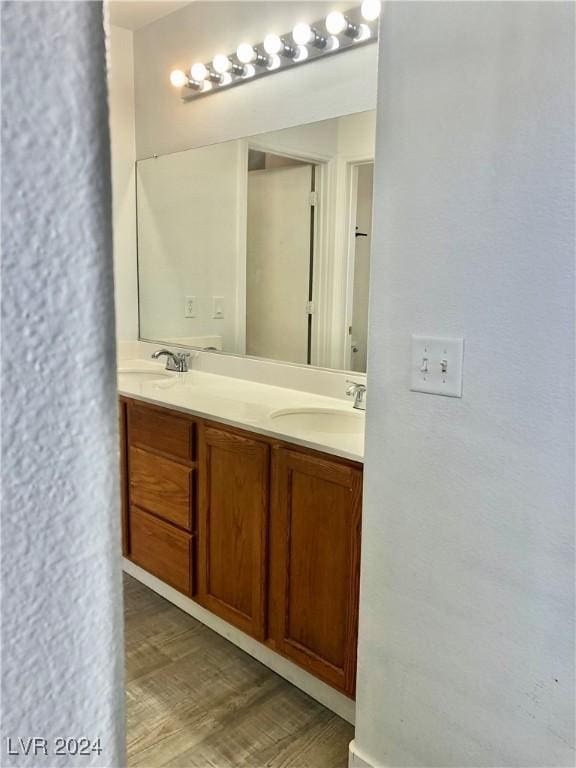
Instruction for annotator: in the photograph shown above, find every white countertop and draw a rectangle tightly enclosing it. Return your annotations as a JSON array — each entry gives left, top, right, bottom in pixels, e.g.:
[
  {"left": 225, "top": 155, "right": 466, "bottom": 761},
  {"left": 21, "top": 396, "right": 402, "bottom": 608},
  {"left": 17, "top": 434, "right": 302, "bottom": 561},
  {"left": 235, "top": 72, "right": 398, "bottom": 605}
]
[{"left": 118, "top": 359, "right": 365, "bottom": 463}]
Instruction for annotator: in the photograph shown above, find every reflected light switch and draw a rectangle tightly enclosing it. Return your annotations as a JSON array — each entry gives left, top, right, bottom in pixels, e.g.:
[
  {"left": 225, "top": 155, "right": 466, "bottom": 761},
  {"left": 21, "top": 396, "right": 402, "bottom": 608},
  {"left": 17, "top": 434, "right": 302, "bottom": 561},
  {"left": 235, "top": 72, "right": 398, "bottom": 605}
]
[
  {"left": 184, "top": 296, "right": 196, "bottom": 318},
  {"left": 213, "top": 297, "right": 224, "bottom": 319},
  {"left": 410, "top": 336, "right": 464, "bottom": 397}
]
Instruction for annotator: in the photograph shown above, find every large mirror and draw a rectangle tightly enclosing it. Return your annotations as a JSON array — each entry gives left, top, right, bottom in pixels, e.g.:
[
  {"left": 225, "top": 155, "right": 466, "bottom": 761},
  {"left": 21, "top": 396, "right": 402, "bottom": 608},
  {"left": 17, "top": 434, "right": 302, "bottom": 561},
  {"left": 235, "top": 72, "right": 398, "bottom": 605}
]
[{"left": 137, "top": 110, "right": 375, "bottom": 373}]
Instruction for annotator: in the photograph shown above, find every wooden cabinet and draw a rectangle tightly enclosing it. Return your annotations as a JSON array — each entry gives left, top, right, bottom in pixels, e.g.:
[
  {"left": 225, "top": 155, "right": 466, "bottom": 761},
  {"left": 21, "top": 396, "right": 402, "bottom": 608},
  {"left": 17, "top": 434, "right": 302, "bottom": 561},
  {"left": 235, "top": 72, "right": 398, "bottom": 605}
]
[
  {"left": 129, "top": 446, "right": 193, "bottom": 530},
  {"left": 119, "top": 398, "right": 362, "bottom": 696},
  {"left": 118, "top": 398, "right": 129, "bottom": 557},
  {"left": 130, "top": 507, "right": 193, "bottom": 594},
  {"left": 124, "top": 400, "right": 196, "bottom": 597},
  {"left": 197, "top": 424, "right": 269, "bottom": 639},
  {"left": 268, "top": 448, "right": 362, "bottom": 696}
]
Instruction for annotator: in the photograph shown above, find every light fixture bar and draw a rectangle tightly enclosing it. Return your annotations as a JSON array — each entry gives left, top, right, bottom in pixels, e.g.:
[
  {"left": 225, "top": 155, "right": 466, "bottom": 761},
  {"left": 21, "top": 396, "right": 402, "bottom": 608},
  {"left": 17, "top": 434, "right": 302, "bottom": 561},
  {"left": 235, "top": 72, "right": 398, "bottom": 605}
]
[{"left": 171, "top": 3, "right": 380, "bottom": 102}]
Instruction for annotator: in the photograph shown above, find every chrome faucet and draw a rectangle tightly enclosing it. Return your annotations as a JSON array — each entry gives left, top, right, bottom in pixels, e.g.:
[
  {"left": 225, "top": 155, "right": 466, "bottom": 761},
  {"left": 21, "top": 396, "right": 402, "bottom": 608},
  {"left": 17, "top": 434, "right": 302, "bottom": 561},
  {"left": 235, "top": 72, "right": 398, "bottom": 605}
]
[
  {"left": 151, "top": 349, "right": 190, "bottom": 372},
  {"left": 346, "top": 380, "right": 367, "bottom": 411}
]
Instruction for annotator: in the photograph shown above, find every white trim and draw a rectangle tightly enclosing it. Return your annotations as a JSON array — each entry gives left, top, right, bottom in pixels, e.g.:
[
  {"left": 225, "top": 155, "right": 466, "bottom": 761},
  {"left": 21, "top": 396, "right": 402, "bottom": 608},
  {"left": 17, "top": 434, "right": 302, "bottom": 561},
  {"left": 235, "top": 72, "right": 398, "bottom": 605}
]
[
  {"left": 246, "top": 139, "right": 331, "bottom": 370},
  {"left": 348, "top": 739, "right": 377, "bottom": 768},
  {"left": 343, "top": 158, "right": 375, "bottom": 370},
  {"left": 344, "top": 164, "right": 360, "bottom": 370},
  {"left": 123, "top": 558, "right": 356, "bottom": 724},
  {"left": 246, "top": 139, "right": 333, "bottom": 166},
  {"left": 234, "top": 139, "right": 248, "bottom": 355},
  {"left": 332, "top": 154, "right": 375, "bottom": 370},
  {"left": 314, "top": 157, "right": 338, "bottom": 368}
]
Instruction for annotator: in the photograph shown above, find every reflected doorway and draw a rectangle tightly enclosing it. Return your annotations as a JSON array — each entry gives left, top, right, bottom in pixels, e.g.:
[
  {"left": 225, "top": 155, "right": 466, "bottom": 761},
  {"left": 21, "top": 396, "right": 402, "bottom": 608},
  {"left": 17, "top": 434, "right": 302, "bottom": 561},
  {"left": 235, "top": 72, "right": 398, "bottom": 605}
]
[
  {"left": 246, "top": 150, "right": 318, "bottom": 365},
  {"left": 348, "top": 162, "right": 374, "bottom": 372}
]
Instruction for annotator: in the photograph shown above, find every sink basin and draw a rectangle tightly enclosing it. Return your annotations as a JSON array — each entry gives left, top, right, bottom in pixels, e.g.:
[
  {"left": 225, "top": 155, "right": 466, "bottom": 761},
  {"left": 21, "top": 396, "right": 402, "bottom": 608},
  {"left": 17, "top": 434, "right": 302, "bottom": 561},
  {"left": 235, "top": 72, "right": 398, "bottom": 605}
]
[
  {"left": 269, "top": 407, "right": 364, "bottom": 435},
  {"left": 117, "top": 369, "right": 177, "bottom": 391},
  {"left": 117, "top": 370, "right": 173, "bottom": 381}
]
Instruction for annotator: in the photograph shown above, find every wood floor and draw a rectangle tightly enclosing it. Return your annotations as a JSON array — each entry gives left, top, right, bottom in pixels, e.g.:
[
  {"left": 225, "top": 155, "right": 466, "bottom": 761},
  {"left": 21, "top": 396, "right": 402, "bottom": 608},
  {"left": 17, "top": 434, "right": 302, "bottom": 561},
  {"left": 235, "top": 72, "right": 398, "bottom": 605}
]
[{"left": 124, "top": 574, "right": 353, "bottom": 767}]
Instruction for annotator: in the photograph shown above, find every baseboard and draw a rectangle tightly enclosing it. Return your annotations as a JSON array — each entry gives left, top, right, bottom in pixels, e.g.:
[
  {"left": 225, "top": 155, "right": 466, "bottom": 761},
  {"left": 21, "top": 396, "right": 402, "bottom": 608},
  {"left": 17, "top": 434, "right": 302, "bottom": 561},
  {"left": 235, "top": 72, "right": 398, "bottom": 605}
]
[
  {"left": 123, "top": 559, "right": 356, "bottom": 725},
  {"left": 349, "top": 739, "right": 377, "bottom": 768}
]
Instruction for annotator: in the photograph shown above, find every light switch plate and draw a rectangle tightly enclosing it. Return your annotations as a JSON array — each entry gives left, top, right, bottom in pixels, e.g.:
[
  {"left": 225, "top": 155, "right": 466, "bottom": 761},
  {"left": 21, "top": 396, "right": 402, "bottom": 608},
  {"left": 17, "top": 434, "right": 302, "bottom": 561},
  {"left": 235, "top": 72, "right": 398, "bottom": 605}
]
[
  {"left": 213, "top": 296, "right": 224, "bottom": 319},
  {"left": 184, "top": 296, "right": 196, "bottom": 318},
  {"left": 410, "top": 336, "right": 464, "bottom": 397}
]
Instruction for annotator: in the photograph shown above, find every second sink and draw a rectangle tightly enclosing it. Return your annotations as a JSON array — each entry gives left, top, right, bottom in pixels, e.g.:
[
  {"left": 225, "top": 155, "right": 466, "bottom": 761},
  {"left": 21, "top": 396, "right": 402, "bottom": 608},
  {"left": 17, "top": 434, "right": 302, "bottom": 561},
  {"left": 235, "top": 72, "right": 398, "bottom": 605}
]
[{"left": 268, "top": 407, "right": 364, "bottom": 435}]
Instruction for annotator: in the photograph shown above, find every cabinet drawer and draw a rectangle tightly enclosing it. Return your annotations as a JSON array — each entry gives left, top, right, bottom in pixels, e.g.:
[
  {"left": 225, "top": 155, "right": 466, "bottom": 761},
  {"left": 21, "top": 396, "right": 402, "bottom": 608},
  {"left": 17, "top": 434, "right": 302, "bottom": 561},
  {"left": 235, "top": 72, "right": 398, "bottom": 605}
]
[
  {"left": 129, "top": 446, "right": 193, "bottom": 530},
  {"left": 129, "top": 402, "right": 194, "bottom": 462},
  {"left": 130, "top": 507, "right": 193, "bottom": 595}
]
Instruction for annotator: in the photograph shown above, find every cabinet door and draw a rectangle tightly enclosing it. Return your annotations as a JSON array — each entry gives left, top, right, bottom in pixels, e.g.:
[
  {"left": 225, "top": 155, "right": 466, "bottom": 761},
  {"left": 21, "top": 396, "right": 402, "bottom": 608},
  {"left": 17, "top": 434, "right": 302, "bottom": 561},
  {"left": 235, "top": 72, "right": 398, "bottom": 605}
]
[
  {"left": 197, "top": 424, "right": 270, "bottom": 639},
  {"left": 129, "top": 446, "right": 194, "bottom": 531},
  {"left": 269, "top": 448, "right": 362, "bottom": 696},
  {"left": 118, "top": 398, "right": 129, "bottom": 556},
  {"left": 130, "top": 507, "right": 193, "bottom": 596}
]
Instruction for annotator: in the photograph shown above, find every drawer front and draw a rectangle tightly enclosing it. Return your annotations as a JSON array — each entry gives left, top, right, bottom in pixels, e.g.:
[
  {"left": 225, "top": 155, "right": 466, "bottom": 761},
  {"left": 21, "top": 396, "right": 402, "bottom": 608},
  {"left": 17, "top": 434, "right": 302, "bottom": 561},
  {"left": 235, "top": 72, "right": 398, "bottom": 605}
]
[
  {"left": 130, "top": 507, "right": 193, "bottom": 595},
  {"left": 129, "top": 402, "right": 194, "bottom": 462},
  {"left": 129, "top": 446, "right": 193, "bottom": 531}
]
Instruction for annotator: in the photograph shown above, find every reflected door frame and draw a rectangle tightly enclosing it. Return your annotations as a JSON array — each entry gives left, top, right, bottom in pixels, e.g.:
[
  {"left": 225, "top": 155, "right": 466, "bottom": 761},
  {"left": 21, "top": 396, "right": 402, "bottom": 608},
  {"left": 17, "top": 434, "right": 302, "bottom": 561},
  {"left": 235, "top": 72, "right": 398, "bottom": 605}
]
[
  {"left": 324, "top": 154, "right": 375, "bottom": 372},
  {"left": 246, "top": 138, "right": 332, "bottom": 367},
  {"left": 343, "top": 158, "right": 375, "bottom": 372}
]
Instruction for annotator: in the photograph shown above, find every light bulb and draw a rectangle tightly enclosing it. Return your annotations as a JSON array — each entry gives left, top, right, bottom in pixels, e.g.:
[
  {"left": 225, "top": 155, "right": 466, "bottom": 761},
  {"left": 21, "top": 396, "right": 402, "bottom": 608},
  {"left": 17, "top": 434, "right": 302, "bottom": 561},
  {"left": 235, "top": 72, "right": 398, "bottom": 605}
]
[
  {"left": 267, "top": 54, "right": 281, "bottom": 71},
  {"left": 361, "top": 0, "right": 381, "bottom": 21},
  {"left": 355, "top": 24, "right": 372, "bottom": 41},
  {"left": 292, "top": 22, "right": 313, "bottom": 45},
  {"left": 190, "top": 62, "right": 208, "bottom": 82},
  {"left": 294, "top": 45, "right": 308, "bottom": 62},
  {"left": 236, "top": 43, "right": 256, "bottom": 64},
  {"left": 169, "top": 69, "right": 187, "bottom": 87},
  {"left": 212, "top": 54, "right": 231, "bottom": 74},
  {"left": 263, "top": 34, "right": 283, "bottom": 55},
  {"left": 325, "top": 11, "right": 347, "bottom": 35}
]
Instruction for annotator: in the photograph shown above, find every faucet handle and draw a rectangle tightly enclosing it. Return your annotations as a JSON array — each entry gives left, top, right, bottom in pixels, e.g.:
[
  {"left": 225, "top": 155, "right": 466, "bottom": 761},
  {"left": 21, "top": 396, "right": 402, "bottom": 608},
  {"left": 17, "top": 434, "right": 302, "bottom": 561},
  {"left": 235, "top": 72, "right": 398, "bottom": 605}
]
[
  {"left": 174, "top": 351, "right": 190, "bottom": 372},
  {"left": 346, "top": 380, "right": 367, "bottom": 410}
]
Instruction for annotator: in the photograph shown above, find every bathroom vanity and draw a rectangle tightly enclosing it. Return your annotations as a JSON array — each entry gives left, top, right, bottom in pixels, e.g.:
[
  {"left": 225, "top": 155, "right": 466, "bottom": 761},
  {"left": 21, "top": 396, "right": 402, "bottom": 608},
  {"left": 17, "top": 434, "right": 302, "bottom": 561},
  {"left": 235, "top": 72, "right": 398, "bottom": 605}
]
[
  {"left": 118, "top": 378, "right": 363, "bottom": 698},
  {"left": 118, "top": 106, "right": 375, "bottom": 709}
]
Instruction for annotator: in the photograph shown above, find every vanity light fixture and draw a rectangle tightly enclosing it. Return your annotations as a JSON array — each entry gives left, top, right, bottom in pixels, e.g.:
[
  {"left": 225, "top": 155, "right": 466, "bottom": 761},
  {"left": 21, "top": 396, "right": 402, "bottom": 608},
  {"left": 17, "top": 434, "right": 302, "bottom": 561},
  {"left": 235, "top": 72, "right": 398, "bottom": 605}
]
[
  {"left": 169, "top": 69, "right": 188, "bottom": 88},
  {"left": 361, "top": 0, "right": 382, "bottom": 22},
  {"left": 236, "top": 42, "right": 269, "bottom": 67},
  {"left": 292, "top": 23, "right": 327, "bottom": 49},
  {"left": 212, "top": 53, "right": 245, "bottom": 77},
  {"left": 263, "top": 33, "right": 297, "bottom": 59},
  {"left": 170, "top": 68, "right": 205, "bottom": 91},
  {"left": 171, "top": 4, "right": 380, "bottom": 101},
  {"left": 325, "top": 11, "right": 357, "bottom": 37},
  {"left": 190, "top": 62, "right": 208, "bottom": 82}
]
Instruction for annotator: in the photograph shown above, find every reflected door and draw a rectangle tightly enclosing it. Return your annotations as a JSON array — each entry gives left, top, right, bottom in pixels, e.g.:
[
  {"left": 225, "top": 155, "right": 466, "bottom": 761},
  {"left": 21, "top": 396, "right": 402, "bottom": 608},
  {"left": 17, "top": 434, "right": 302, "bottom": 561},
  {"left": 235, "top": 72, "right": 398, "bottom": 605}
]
[
  {"left": 350, "top": 163, "right": 373, "bottom": 372},
  {"left": 246, "top": 164, "right": 313, "bottom": 365}
]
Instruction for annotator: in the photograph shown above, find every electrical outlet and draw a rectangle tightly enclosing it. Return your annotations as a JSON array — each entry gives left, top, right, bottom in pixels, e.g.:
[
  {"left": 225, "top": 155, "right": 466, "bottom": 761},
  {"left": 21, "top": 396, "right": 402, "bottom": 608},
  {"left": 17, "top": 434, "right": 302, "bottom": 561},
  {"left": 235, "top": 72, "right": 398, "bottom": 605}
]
[
  {"left": 184, "top": 296, "right": 196, "bottom": 318},
  {"left": 213, "top": 297, "right": 224, "bottom": 319}
]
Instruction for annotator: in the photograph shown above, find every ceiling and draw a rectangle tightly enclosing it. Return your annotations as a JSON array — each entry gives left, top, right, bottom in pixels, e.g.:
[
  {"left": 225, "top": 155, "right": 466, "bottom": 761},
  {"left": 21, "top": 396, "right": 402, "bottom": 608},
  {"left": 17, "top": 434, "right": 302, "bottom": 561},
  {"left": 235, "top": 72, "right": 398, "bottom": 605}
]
[{"left": 107, "top": 1, "right": 193, "bottom": 31}]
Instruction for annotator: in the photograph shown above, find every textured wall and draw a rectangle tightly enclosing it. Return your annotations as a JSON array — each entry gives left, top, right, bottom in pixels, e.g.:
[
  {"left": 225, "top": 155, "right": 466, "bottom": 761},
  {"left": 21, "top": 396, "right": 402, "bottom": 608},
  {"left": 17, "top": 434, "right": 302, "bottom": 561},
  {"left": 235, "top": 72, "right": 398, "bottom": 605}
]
[
  {"left": 357, "top": 2, "right": 575, "bottom": 766},
  {"left": 1, "top": 3, "right": 125, "bottom": 766}
]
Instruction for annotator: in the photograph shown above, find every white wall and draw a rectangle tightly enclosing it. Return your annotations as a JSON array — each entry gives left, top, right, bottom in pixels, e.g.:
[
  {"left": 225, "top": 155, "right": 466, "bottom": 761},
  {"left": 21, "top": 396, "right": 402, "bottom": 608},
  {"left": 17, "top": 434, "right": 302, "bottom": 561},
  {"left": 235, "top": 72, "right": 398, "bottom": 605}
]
[
  {"left": 337, "top": 111, "right": 377, "bottom": 158},
  {"left": 2, "top": 2, "right": 125, "bottom": 765},
  {"left": 108, "top": 24, "right": 139, "bottom": 342},
  {"left": 357, "top": 3, "right": 575, "bottom": 767},
  {"left": 249, "top": 118, "right": 340, "bottom": 160},
  {"left": 133, "top": 1, "right": 378, "bottom": 159},
  {"left": 137, "top": 139, "right": 245, "bottom": 351}
]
